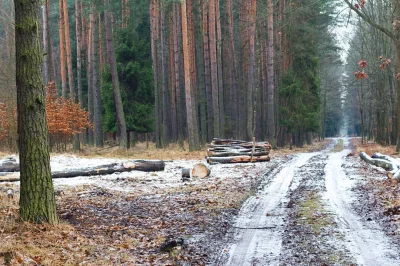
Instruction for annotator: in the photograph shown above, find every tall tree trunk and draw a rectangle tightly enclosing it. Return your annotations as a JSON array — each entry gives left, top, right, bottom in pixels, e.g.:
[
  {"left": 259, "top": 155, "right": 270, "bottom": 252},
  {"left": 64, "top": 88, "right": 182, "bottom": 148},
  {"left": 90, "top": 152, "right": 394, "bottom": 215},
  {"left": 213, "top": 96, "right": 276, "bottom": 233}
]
[
  {"left": 15, "top": 0, "right": 58, "bottom": 224},
  {"left": 93, "top": 14, "right": 103, "bottom": 147},
  {"left": 87, "top": 6, "right": 94, "bottom": 145},
  {"left": 209, "top": 0, "right": 220, "bottom": 137},
  {"left": 74, "top": 0, "right": 82, "bottom": 151},
  {"left": 104, "top": 0, "right": 127, "bottom": 149},
  {"left": 224, "top": 0, "right": 238, "bottom": 138},
  {"left": 239, "top": 0, "right": 249, "bottom": 140},
  {"left": 76, "top": 0, "right": 82, "bottom": 105},
  {"left": 203, "top": 0, "right": 213, "bottom": 140},
  {"left": 174, "top": 3, "right": 184, "bottom": 146},
  {"left": 62, "top": 0, "right": 75, "bottom": 99},
  {"left": 150, "top": 0, "right": 161, "bottom": 147},
  {"left": 181, "top": 0, "right": 200, "bottom": 151},
  {"left": 161, "top": 5, "right": 168, "bottom": 147},
  {"left": 195, "top": 0, "right": 207, "bottom": 143},
  {"left": 169, "top": 14, "right": 178, "bottom": 142},
  {"left": 247, "top": 0, "right": 256, "bottom": 140},
  {"left": 267, "top": 0, "right": 275, "bottom": 143},
  {"left": 59, "top": 0, "right": 67, "bottom": 98},
  {"left": 216, "top": 0, "right": 224, "bottom": 137}
]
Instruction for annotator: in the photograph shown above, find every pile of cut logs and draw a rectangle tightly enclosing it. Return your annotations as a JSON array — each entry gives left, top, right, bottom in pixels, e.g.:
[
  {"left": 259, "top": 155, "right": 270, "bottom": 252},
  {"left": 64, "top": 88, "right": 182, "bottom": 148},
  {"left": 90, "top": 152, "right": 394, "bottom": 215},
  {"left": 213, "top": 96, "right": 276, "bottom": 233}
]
[{"left": 206, "top": 138, "right": 272, "bottom": 164}]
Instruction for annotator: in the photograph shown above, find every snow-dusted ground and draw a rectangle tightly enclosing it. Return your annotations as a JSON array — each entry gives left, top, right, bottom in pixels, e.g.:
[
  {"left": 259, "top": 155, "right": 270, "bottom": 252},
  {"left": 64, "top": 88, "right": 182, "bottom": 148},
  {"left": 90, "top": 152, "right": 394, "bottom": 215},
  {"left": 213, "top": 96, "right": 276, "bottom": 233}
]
[
  {"left": 216, "top": 138, "right": 400, "bottom": 266},
  {"left": 1, "top": 155, "right": 272, "bottom": 196},
  {"left": 324, "top": 138, "right": 400, "bottom": 266}
]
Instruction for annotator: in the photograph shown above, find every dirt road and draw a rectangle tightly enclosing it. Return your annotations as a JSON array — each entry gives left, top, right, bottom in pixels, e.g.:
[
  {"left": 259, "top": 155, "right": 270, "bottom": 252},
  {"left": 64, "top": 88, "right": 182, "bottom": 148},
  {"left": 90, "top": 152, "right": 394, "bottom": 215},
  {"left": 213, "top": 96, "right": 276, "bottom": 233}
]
[{"left": 216, "top": 138, "right": 400, "bottom": 266}]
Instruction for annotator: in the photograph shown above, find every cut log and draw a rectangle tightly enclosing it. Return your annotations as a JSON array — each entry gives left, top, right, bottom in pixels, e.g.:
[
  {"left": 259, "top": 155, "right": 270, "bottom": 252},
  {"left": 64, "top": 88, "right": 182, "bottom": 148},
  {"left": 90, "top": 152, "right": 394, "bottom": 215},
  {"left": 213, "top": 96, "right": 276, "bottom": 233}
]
[
  {"left": 182, "top": 168, "right": 191, "bottom": 178},
  {"left": 0, "top": 159, "right": 19, "bottom": 172},
  {"left": 372, "top": 152, "right": 400, "bottom": 166},
  {"left": 207, "top": 150, "right": 269, "bottom": 157},
  {"left": 191, "top": 163, "right": 210, "bottom": 178},
  {"left": 206, "top": 155, "right": 270, "bottom": 164},
  {"left": 0, "top": 160, "right": 165, "bottom": 182},
  {"left": 181, "top": 163, "right": 211, "bottom": 178},
  {"left": 360, "top": 152, "right": 397, "bottom": 171}
]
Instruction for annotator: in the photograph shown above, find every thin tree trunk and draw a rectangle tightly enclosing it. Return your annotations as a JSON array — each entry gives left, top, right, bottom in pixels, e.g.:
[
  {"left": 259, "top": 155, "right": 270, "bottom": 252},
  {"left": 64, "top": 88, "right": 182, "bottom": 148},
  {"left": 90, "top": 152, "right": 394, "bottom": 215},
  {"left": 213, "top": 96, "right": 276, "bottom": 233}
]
[
  {"left": 216, "top": 0, "right": 224, "bottom": 137},
  {"left": 42, "top": 2, "right": 49, "bottom": 85},
  {"left": 267, "top": 0, "right": 275, "bottom": 143},
  {"left": 46, "top": 0, "right": 55, "bottom": 82},
  {"left": 87, "top": 6, "right": 94, "bottom": 145},
  {"left": 59, "top": 0, "right": 67, "bottom": 98},
  {"left": 247, "top": 0, "right": 256, "bottom": 140},
  {"left": 150, "top": 0, "right": 161, "bottom": 147},
  {"left": 195, "top": 0, "right": 207, "bottom": 143},
  {"left": 203, "top": 0, "right": 213, "bottom": 140},
  {"left": 160, "top": 5, "right": 168, "bottom": 147},
  {"left": 104, "top": 0, "right": 127, "bottom": 149},
  {"left": 174, "top": 3, "right": 184, "bottom": 146},
  {"left": 15, "top": 0, "right": 58, "bottom": 224},
  {"left": 62, "top": 0, "right": 75, "bottom": 99},
  {"left": 209, "top": 0, "right": 220, "bottom": 138},
  {"left": 76, "top": 0, "right": 82, "bottom": 106},
  {"left": 93, "top": 14, "right": 103, "bottom": 147},
  {"left": 169, "top": 14, "right": 178, "bottom": 142}
]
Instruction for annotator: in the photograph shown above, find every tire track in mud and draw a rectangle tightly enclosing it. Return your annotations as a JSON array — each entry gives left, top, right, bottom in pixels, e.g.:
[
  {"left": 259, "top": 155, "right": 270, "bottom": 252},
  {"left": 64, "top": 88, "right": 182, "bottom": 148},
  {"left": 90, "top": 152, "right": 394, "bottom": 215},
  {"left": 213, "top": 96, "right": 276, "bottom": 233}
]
[
  {"left": 280, "top": 154, "right": 356, "bottom": 265},
  {"left": 324, "top": 138, "right": 400, "bottom": 266},
  {"left": 216, "top": 152, "right": 324, "bottom": 266}
]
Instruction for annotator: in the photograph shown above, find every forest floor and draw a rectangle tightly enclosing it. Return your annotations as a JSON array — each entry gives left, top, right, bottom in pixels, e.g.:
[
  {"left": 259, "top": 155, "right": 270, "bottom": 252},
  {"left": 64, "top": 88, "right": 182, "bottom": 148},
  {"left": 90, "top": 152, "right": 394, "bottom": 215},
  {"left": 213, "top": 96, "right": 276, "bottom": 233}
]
[{"left": 1, "top": 138, "right": 400, "bottom": 265}]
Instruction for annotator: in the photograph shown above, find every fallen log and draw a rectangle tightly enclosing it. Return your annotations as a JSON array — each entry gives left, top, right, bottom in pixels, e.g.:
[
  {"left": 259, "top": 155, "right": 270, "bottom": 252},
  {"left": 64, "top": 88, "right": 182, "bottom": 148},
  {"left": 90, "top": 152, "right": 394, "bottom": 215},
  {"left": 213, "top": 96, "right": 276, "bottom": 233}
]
[
  {"left": 0, "top": 158, "right": 19, "bottom": 172},
  {"left": 360, "top": 152, "right": 397, "bottom": 171},
  {"left": 206, "top": 155, "right": 270, "bottom": 164},
  {"left": 182, "top": 163, "right": 211, "bottom": 178},
  {"left": 0, "top": 160, "right": 165, "bottom": 182}
]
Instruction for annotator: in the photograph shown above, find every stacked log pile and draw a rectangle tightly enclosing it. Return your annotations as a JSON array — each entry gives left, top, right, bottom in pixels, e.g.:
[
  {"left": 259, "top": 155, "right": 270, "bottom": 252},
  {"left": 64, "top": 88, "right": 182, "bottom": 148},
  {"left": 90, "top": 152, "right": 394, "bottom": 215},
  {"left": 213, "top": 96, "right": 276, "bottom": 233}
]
[{"left": 206, "top": 138, "right": 272, "bottom": 164}]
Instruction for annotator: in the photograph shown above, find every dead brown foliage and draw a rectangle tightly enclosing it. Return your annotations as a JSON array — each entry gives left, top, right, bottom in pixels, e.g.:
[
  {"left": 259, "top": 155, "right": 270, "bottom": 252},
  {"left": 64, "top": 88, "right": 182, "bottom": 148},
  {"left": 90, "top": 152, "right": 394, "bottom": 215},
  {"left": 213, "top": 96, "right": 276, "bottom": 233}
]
[{"left": 351, "top": 138, "right": 397, "bottom": 156}]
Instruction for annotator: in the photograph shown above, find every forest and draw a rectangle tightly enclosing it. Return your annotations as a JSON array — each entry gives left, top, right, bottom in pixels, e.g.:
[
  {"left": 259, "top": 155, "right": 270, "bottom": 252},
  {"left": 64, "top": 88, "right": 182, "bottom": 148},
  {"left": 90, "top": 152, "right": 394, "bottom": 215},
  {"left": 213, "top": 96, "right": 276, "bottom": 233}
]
[
  {"left": 3, "top": 0, "right": 400, "bottom": 264},
  {"left": 0, "top": 0, "right": 353, "bottom": 152}
]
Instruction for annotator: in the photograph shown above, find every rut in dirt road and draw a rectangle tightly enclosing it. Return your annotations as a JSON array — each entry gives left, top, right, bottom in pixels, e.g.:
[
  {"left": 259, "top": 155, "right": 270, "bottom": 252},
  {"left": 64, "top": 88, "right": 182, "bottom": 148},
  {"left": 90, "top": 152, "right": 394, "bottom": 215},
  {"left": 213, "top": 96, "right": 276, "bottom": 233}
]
[
  {"left": 324, "top": 138, "right": 400, "bottom": 266},
  {"left": 216, "top": 138, "right": 400, "bottom": 266},
  {"left": 216, "top": 150, "right": 325, "bottom": 265}
]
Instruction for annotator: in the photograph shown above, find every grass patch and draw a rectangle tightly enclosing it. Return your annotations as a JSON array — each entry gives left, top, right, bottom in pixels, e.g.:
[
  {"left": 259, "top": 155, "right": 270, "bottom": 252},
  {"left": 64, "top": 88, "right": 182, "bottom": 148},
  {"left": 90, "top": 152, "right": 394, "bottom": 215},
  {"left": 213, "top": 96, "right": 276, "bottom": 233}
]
[
  {"left": 297, "top": 191, "right": 335, "bottom": 234},
  {"left": 332, "top": 139, "right": 344, "bottom": 152}
]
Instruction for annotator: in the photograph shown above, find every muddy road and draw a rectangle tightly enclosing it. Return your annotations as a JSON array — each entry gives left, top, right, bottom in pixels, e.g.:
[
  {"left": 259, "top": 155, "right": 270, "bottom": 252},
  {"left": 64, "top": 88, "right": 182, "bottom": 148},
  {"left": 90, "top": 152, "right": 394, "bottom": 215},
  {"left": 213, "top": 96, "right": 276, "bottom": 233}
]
[{"left": 215, "top": 138, "right": 400, "bottom": 266}]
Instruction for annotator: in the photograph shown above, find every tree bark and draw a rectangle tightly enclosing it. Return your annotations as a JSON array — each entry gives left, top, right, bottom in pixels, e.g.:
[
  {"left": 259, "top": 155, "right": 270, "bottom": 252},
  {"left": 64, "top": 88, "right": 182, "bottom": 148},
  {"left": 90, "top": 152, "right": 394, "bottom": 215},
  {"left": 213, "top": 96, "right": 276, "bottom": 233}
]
[
  {"left": 59, "top": 0, "right": 67, "bottom": 99},
  {"left": 160, "top": 5, "right": 168, "bottom": 147},
  {"left": 247, "top": 0, "right": 256, "bottom": 139},
  {"left": 104, "top": 0, "right": 128, "bottom": 149},
  {"left": 181, "top": 0, "right": 200, "bottom": 151},
  {"left": 203, "top": 0, "right": 214, "bottom": 140},
  {"left": 15, "top": 0, "right": 58, "bottom": 223},
  {"left": 74, "top": 0, "right": 82, "bottom": 151},
  {"left": 150, "top": 0, "right": 161, "bottom": 148},
  {"left": 62, "top": 0, "right": 75, "bottom": 100},
  {"left": 87, "top": 6, "right": 94, "bottom": 145},
  {"left": 209, "top": 0, "right": 220, "bottom": 138},
  {"left": 267, "top": 0, "right": 275, "bottom": 143},
  {"left": 42, "top": 2, "right": 49, "bottom": 85},
  {"left": 93, "top": 14, "right": 103, "bottom": 147}
]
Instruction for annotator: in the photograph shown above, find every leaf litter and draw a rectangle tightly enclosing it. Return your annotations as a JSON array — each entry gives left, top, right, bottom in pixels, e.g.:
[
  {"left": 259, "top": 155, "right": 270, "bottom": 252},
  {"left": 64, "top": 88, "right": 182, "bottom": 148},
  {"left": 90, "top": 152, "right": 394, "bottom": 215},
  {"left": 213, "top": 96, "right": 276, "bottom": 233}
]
[{"left": 0, "top": 155, "right": 285, "bottom": 265}]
